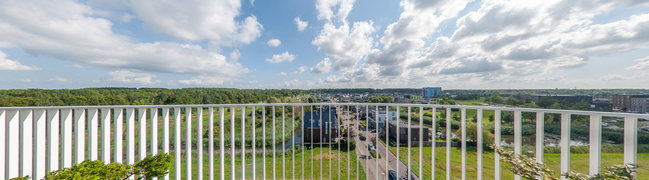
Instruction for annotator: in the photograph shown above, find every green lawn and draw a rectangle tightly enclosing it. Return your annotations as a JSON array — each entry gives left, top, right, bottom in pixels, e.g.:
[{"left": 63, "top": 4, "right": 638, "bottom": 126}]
[
  {"left": 167, "top": 147, "right": 366, "bottom": 179},
  {"left": 388, "top": 146, "right": 649, "bottom": 180}
]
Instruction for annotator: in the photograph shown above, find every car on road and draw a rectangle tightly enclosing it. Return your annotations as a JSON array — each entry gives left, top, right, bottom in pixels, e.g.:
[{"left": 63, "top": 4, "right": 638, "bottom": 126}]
[
  {"left": 388, "top": 170, "right": 397, "bottom": 180},
  {"left": 359, "top": 135, "right": 366, "bottom": 141},
  {"left": 367, "top": 144, "right": 375, "bottom": 151}
]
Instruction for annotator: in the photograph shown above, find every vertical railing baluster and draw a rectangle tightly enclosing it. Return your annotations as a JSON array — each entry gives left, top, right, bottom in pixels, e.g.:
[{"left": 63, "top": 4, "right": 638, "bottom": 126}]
[
  {"left": 272, "top": 106, "right": 276, "bottom": 180},
  {"left": 623, "top": 116, "right": 637, "bottom": 178},
  {"left": 230, "top": 107, "right": 236, "bottom": 180},
  {"left": 151, "top": 108, "right": 158, "bottom": 156},
  {"left": 460, "top": 108, "right": 466, "bottom": 180},
  {"left": 74, "top": 108, "right": 85, "bottom": 164},
  {"left": 186, "top": 107, "right": 192, "bottom": 180},
  {"left": 6, "top": 110, "right": 19, "bottom": 179},
  {"left": 126, "top": 108, "right": 135, "bottom": 166},
  {"left": 162, "top": 108, "right": 170, "bottom": 180},
  {"left": 397, "top": 106, "right": 400, "bottom": 180},
  {"left": 100, "top": 108, "right": 111, "bottom": 163},
  {"left": 349, "top": 106, "right": 352, "bottom": 180},
  {"left": 408, "top": 106, "right": 411, "bottom": 180},
  {"left": 385, "top": 105, "right": 389, "bottom": 180},
  {"left": 241, "top": 107, "right": 246, "bottom": 180},
  {"left": 536, "top": 112, "right": 545, "bottom": 180},
  {"left": 252, "top": 106, "right": 256, "bottom": 180},
  {"left": 301, "top": 106, "right": 304, "bottom": 180},
  {"left": 308, "top": 105, "right": 315, "bottom": 179},
  {"left": 220, "top": 107, "right": 225, "bottom": 180},
  {"left": 88, "top": 109, "right": 98, "bottom": 161},
  {"left": 514, "top": 110, "right": 521, "bottom": 180},
  {"left": 291, "top": 106, "right": 295, "bottom": 179},
  {"left": 47, "top": 109, "right": 60, "bottom": 173},
  {"left": 262, "top": 106, "right": 266, "bottom": 180},
  {"left": 0, "top": 110, "right": 4, "bottom": 179},
  {"left": 589, "top": 115, "right": 601, "bottom": 177},
  {"left": 560, "top": 113, "right": 571, "bottom": 180},
  {"left": 174, "top": 107, "right": 181, "bottom": 180},
  {"left": 318, "top": 105, "right": 320, "bottom": 180},
  {"left": 208, "top": 107, "right": 214, "bottom": 180},
  {"left": 356, "top": 106, "right": 359, "bottom": 180},
  {"left": 197, "top": 107, "right": 203, "bottom": 180},
  {"left": 33, "top": 109, "right": 46, "bottom": 179},
  {"left": 420, "top": 107, "right": 424, "bottom": 179},
  {"left": 282, "top": 106, "right": 286, "bottom": 180},
  {"left": 375, "top": 105, "right": 379, "bottom": 180},
  {"left": 477, "top": 109, "right": 483, "bottom": 180},
  {"left": 138, "top": 108, "right": 147, "bottom": 161},
  {"left": 114, "top": 108, "right": 123, "bottom": 164},
  {"left": 431, "top": 107, "right": 436, "bottom": 180},
  {"left": 330, "top": 106, "right": 334, "bottom": 180},
  {"left": 494, "top": 110, "right": 501, "bottom": 180},
  {"left": 445, "top": 107, "right": 451, "bottom": 180}
]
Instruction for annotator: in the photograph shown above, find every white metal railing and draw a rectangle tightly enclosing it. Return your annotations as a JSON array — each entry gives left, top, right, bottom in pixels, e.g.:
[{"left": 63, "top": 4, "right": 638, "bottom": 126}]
[{"left": 1, "top": 103, "right": 648, "bottom": 180}]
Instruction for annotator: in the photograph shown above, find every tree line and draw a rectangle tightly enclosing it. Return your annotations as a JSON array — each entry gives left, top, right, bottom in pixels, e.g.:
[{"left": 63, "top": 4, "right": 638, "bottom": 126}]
[{"left": 0, "top": 88, "right": 307, "bottom": 107}]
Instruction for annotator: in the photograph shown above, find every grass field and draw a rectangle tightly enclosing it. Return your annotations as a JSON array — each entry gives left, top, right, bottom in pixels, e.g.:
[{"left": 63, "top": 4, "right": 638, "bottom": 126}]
[
  {"left": 388, "top": 146, "right": 649, "bottom": 180},
  {"left": 167, "top": 147, "right": 367, "bottom": 179}
]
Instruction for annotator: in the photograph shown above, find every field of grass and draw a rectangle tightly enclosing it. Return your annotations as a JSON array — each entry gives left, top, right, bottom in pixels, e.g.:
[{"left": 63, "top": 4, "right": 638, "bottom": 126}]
[
  {"left": 455, "top": 97, "right": 488, "bottom": 106},
  {"left": 167, "top": 147, "right": 366, "bottom": 179},
  {"left": 388, "top": 146, "right": 649, "bottom": 180}
]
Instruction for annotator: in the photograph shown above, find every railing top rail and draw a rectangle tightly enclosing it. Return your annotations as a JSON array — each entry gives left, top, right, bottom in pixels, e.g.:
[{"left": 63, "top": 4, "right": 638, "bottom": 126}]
[{"left": 1, "top": 102, "right": 648, "bottom": 118}]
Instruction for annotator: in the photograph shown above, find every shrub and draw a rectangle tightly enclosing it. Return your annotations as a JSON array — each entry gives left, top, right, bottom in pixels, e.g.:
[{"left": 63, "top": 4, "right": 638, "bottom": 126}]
[{"left": 46, "top": 153, "right": 172, "bottom": 180}]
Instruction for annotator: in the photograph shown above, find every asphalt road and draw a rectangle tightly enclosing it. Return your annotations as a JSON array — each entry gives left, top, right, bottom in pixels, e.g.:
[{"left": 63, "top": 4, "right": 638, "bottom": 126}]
[{"left": 339, "top": 110, "right": 419, "bottom": 180}]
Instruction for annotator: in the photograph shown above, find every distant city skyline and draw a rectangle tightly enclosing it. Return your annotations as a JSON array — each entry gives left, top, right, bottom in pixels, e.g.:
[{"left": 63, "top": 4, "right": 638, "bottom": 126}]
[{"left": 1, "top": 0, "right": 648, "bottom": 89}]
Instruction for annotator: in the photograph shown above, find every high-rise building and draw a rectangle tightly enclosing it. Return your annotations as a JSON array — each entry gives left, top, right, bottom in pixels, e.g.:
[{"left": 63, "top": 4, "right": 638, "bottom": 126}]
[{"left": 422, "top": 87, "right": 442, "bottom": 98}]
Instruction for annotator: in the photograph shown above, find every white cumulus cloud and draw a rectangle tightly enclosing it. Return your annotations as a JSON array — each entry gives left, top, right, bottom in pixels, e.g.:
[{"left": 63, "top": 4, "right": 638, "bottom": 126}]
[
  {"left": 108, "top": 70, "right": 159, "bottom": 85},
  {"left": 0, "top": 51, "right": 40, "bottom": 71},
  {"left": 294, "top": 17, "right": 308, "bottom": 31},
  {"left": 265, "top": 52, "right": 295, "bottom": 63},
  {"left": 267, "top": 39, "right": 281, "bottom": 47},
  {"left": 293, "top": 66, "right": 307, "bottom": 74},
  {"left": 311, "top": 58, "right": 332, "bottom": 74}
]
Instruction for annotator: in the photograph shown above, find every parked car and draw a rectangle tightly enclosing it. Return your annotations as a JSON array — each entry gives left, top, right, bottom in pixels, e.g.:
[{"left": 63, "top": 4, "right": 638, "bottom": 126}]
[
  {"left": 359, "top": 135, "right": 366, "bottom": 141},
  {"left": 388, "top": 170, "right": 397, "bottom": 180}
]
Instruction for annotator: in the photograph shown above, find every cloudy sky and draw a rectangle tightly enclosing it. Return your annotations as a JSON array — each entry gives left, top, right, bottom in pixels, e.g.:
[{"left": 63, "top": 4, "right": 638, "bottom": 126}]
[{"left": 1, "top": 0, "right": 648, "bottom": 89}]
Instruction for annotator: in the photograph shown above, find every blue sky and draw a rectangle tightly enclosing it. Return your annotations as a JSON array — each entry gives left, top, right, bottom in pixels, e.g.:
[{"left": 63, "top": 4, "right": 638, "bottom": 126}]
[{"left": 0, "top": 0, "right": 648, "bottom": 89}]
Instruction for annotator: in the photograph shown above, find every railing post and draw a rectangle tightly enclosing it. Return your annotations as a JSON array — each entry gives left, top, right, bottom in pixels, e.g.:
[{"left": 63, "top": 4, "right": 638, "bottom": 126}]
[
  {"left": 100, "top": 108, "right": 111, "bottom": 163},
  {"left": 162, "top": 108, "right": 170, "bottom": 180},
  {"left": 560, "top": 113, "right": 571, "bottom": 180},
  {"left": 197, "top": 107, "right": 203, "bottom": 180},
  {"left": 241, "top": 106, "right": 246, "bottom": 180},
  {"left": 446, "top": 107, "right": 451, "bottom": 180},
  {"left": 461, "top": 108, "right": 466, "bottom": 180},
  {"left": 138, "top": 108, "right": 147, "bottom": 161},
  {"left": 624, "top": 116, "right": 637, "bottom": 178},
  {"left": 208, "top": 107, "right": 214, "bottom": 180},
  {"left": 113, "top": 108, "right": 123, "bottom": 164},
  {"left": 74, "top": 109, "right": 85, "bottom": 164},
  {"left": 87, "top": 109, "right": 99, "bottom": 161},
  {"left": 514, "top": 110, "right": 521, "bottom": 180},
  {"left": 151, "top": 108, "right": 158, "bottom": 155},
  {"left": 126, "top": 108, "right": 135, "bottom": 166},
  {"left": 477, "top": 109, "right": 483, "bottom": 180},
  {"left": 46, "top": 109, "right": 60, "bottom": 173},
  {"left": 419, "top": 107, "right": 424, "bottom": 180},
  {"left": 589, "top": 115, "right": 601, "bottom": 177},
  {"left": 186, "top": 107, "right": 192, "bottom": 180},
  {"left": 220, "top": 107, "right": 225, "bottom": 180},
  {"left": 536, "top": 112, "right": 545, "bottom": 180},
  {"left": 174, "top": 107, "right": 181, "bottom": 180},
  {"left": 431, "top": 107, "right": 436, "bottom": 180},
  {"left": 0, "top": 110, "right": 5, "bottom": 179},
  {"left": 252, "top": 106, "right": 256, "bottom": 180},
  {"left": 408, "top": 106, "right": 412, "bottom": 180},
  {"left": 494, "top": 110, "right": 501, "bottom": 180},
  {"left": 6, "top": 110, "right": 19, "bottom": 179},
  {"left": 20, "top": 110, "right": 33, "bottom": 177},
  {"left": 33, "top": 109, "right": 46, "bottom": 179}
]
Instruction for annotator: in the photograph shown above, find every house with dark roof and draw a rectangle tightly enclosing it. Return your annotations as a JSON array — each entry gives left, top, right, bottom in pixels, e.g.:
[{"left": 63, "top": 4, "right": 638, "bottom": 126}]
[{"left": 303, "top": 107, "right": 339, "bottom": 143}]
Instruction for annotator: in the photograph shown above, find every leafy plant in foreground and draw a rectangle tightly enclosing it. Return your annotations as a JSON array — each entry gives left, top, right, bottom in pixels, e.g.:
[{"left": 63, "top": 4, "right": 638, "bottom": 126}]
[{"left": 45, "top": 153, "right": 172, "bottom": 180}]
